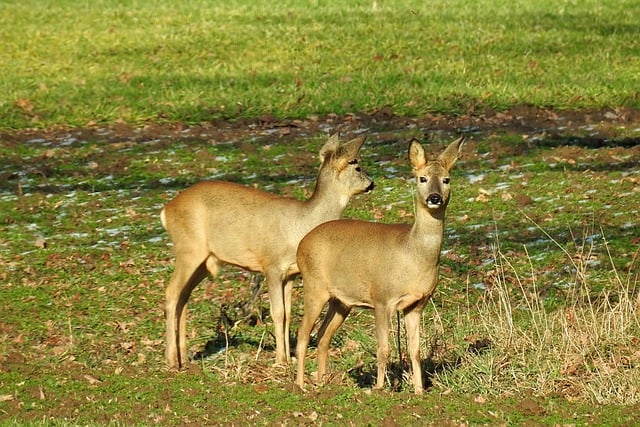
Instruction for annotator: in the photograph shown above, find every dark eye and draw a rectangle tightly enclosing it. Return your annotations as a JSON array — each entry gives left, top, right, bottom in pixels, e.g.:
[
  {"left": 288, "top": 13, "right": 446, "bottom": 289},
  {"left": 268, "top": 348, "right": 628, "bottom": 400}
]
[
  {"left": 419, "top": 177, "right": 427, "bottom": 183},
  {"left": 443, "top": 177, "right": 450, "bottom": 184},
  {"left": 348, "top": 159, "right": 361, "bottom": 171}
]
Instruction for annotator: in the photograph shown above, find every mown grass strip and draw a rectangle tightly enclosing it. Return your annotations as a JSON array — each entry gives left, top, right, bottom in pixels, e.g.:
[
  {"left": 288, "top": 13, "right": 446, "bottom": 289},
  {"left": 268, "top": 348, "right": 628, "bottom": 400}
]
[{"left": 1, "top": 0, "right": 639, "bottom": 128}]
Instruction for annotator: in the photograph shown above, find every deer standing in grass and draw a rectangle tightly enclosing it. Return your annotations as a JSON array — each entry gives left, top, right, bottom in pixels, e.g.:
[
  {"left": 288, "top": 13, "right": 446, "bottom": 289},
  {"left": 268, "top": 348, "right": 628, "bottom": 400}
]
[
  {"left": 160, "top": 134, "right": 373, "bottom": 369},
  {"left": 295, "top": 136, "right": 464, "bottom": 394}
]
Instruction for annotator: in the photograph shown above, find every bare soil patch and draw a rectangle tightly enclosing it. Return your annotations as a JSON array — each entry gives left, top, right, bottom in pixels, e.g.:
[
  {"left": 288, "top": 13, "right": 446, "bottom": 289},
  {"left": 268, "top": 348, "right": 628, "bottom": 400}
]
[{"left": 3, "top": 105, "right": 639, "bottom": 148}]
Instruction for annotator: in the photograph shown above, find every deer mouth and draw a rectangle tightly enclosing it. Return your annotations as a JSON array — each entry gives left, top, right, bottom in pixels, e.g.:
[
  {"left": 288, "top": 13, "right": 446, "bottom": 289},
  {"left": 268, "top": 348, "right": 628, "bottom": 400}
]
[
  {"left": 427, "top": 194, "right": 443, "bottom": 208},
  {"left": 364, "top": 181, "right": 375, "bottom": 193}
]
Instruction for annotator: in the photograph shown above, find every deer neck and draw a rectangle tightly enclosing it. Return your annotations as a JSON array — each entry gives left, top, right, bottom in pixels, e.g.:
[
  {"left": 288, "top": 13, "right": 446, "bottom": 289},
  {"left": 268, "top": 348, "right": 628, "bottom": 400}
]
[
  {"left": 409, "top": 203, "right": 446, "bottom": 250},
  {"left": 305, "top": 178, "right": 349, "bottom": 221}
]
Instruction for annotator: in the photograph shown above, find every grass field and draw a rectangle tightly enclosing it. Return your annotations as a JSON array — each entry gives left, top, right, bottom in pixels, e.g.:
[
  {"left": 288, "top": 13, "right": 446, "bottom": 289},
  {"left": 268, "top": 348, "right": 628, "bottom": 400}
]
[
  {"left": 1, "top": 120, "right": 639, "bottom": 424},
  {"left": 1, "top": 0, "right": 640, "bottom": 425},
  {"left": 1, "top": 0, "right": 639, "bottom": 128}
]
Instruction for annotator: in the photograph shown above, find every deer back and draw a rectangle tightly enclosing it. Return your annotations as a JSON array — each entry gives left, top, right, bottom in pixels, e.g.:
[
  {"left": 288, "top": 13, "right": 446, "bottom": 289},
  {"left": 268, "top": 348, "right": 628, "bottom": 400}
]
[{"left": 161, "top": 134, "right": 373, "bottom": 274}]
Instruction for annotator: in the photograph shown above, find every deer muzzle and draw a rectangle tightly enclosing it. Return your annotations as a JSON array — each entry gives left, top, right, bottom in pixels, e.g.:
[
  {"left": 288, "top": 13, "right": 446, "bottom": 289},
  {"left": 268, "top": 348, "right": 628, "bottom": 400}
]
[
  {"left": 365, "top": 181, "right": 375, "bottom": 193},
  {"left": 427, "top": 193, "right": 443, "bottom": 208}
]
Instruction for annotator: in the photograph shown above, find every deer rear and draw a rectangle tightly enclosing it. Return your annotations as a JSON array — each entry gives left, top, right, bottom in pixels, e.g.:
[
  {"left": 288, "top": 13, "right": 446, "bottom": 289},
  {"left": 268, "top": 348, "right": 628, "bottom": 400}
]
[
  {"left": 295, "top": 136, "right": 463, "bottom": 394},
  {"left": 161, "top": 134, "right": 373, "bottom": 369}
]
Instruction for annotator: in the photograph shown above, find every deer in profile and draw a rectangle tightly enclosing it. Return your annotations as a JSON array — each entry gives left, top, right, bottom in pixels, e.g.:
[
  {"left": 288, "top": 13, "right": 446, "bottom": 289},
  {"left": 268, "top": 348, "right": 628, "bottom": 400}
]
[
  {"left": 295, "top": 136, "right": 464, "bottom": 394},
  {"left": 160, "top": 134, "right": 373, "bottom": 369}
]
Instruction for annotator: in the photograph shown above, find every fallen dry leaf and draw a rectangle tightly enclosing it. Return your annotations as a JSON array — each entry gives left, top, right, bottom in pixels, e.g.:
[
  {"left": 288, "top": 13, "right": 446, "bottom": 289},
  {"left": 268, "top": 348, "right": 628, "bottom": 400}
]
[
  {"left": 475, "top": 189, "right": 490, "bottom": 202},
  {"left": 474, "top": 395, "right": 487, "bottom": 404},
  {"left": 15, "top": 98, "right": 34, "bottom": 112},
  {"left": 253, "top": 384, "right": 268, "bottom": 393},
  {"left": 84, "top": 374, "right": 102, "bottom": 385}
]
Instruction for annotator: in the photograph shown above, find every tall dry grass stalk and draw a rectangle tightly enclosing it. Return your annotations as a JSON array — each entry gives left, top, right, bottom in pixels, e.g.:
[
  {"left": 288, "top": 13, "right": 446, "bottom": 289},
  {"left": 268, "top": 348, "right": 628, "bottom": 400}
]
[{"left": 432, "top": 222, "right": 640, "bottom": 404}]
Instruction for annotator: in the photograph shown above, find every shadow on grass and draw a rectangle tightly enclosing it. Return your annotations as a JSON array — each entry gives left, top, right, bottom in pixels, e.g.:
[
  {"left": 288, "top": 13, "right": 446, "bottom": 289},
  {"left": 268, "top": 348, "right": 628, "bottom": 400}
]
[
  {"left": 346, "top": 336, "right": 493, "bottom": 393},
  {"left": 191, "top": 274, "right": 275, "bottom": 361},
  {"left": 540, "top": 135, "right": 639, "bottom": 149},
  {"left": 192, "top": 331, "right": 275, "bottom": 362}
]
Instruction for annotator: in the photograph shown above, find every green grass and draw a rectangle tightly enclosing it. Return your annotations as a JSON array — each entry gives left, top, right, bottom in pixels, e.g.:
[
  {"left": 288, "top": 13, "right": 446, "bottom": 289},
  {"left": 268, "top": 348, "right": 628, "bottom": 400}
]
[
  {"left": 1, "top": 129, "right": 639, "bottom": 424},
  {"left": 2, "top": 0, "right": 639, "bottom": 128},
  {"left": 1, "top": 0, "right": 640, "bottom": 424}
]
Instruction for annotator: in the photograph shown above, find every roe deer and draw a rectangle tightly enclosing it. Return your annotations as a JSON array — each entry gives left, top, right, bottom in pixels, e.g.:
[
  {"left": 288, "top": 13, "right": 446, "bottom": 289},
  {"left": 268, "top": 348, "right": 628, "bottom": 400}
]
[
  {"left": 295, "top": 136, "right": 464, "bottom": 394},
  {"left": 161, "top": 134, "right": 374, "bottom": 368}
]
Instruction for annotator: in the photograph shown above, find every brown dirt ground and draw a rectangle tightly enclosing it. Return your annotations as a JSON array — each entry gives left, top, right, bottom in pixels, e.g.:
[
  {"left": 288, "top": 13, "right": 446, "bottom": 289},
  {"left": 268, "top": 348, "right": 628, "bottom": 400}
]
[{"left": 3, "top": 106, "right": 640, "bottom": 149}]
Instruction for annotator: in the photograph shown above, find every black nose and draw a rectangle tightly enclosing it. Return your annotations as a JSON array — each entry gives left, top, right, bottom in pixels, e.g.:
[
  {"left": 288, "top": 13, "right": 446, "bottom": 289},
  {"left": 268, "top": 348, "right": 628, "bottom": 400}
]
[
  {"left": 365, "top": 181, "right": 375, "bottom": 192},
  {"left": 427, "top": 194, "right": 442, "bottom": 205}
]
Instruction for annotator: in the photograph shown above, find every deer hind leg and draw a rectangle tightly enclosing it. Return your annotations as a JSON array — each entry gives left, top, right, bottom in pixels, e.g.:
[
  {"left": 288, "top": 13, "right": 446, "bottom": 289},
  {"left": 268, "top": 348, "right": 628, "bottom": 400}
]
[
  {"left": 295, "top": 283, "right": 331, "bottom": 388},
  {"left": 373, "top": 306, "right": 392, "bottom": 390},
  {"left": 176, "top": 255, "right": 219, "bottom": 364},
  {"left": 315, "top": 299, "right": 351, "bottom": 384},
  {"left": 165, "top": 252, "right": 216, "bottom": 369}
]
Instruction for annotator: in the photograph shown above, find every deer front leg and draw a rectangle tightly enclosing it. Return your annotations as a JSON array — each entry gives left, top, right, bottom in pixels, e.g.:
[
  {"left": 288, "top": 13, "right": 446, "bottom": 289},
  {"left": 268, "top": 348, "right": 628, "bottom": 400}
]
[
  {"left": 266, "top": 270, "right": 289, "bottom": 365},
  {"left": 374, "top": 306, "right": 392, "bottom": 390},
  {"left": 283, "top": 278, "right": 295, "bottom": 363},
  {"left": 404, "top": 306, "right": 425, "bottom": 395}
]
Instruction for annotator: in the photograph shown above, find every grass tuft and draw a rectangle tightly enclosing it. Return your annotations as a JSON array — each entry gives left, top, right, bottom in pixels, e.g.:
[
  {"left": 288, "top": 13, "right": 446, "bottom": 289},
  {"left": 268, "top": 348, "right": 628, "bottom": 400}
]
[{"left": 433, "top": 219, "right": 640, "bottom": 404}]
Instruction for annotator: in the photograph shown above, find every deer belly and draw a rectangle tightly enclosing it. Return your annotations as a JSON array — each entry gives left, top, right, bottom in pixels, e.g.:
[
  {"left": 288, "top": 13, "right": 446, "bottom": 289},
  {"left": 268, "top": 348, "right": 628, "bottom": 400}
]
[
  {"left": 392, "top": 293, "right": 427, "bottom": 311},
  {"left": 217, "top": 250, "right": 265, "bottom": 273},
  {"left": 330, "top": 281, "right": 375, "bottom": 309}
]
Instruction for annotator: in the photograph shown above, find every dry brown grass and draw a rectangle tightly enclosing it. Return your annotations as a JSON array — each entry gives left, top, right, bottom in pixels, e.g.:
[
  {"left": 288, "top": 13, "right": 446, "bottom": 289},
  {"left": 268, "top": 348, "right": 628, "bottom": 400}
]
[{"left": 432, "top": 221, "right": 640, "bottom": 404}]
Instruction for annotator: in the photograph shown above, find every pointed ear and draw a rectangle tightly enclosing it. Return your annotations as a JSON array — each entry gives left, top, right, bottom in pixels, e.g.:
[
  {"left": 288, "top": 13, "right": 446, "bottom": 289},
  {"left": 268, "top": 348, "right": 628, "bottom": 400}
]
[
  {"left": 336, "top": 135, "right": 367, "bottom": 158},
  {"left": 319, "top": 133, "right": 341, "bottom": 162},
  {"left": 408, "top": 139, "right": 427, "bottom": 170},
  {"left": 437, "top": 136, "right": 465, "bottom": 170}
]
